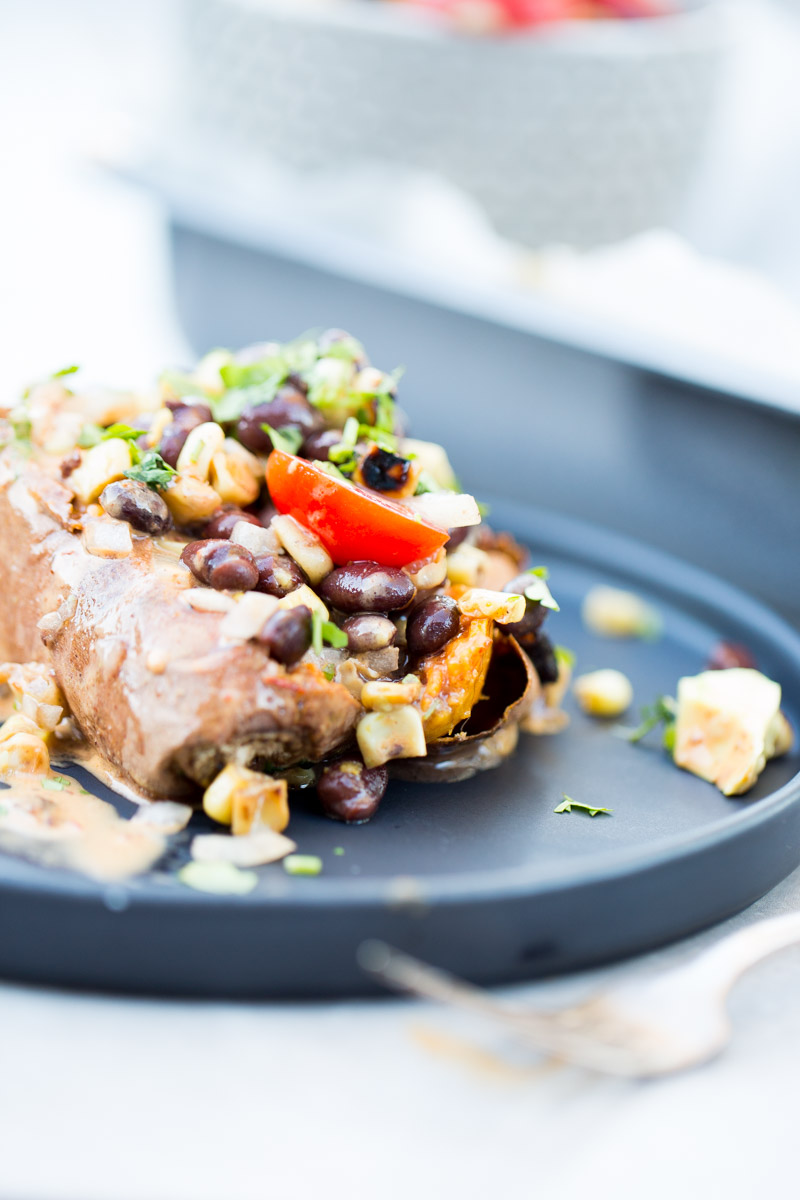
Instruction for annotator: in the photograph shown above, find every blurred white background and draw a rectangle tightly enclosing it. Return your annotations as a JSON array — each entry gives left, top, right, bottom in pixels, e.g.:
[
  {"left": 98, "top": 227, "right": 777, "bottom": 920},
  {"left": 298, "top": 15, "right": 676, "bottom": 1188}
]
[{"left": 3, "top": 0, "right": 800, "bottom": 400}]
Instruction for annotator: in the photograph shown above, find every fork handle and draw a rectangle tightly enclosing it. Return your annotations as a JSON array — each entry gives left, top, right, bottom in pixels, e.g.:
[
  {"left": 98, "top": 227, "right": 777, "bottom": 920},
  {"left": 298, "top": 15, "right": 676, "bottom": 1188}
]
[{"left": 684, "top": 910, "right": 800, "bottom": 994}]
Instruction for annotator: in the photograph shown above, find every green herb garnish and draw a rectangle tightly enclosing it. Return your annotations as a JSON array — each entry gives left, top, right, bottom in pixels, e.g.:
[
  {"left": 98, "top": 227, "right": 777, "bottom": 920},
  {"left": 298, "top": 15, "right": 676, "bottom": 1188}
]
[
  {"left": 77, "top": 423, "right": 103, "bottom": 448},
  {"left": 322, "top": 664, "right": 336, "bottom": 682},
  {"left": 52, "top": 364, "right": 80, "bottom": 379},
  {"left": 623, "top": 695, "right": 676, "bottom": 745},
  {"left": 101, "top": 423, "right": 147, "bottom": 442},
  {"left": 41, "top": 776, "right": 69, "bottom": 791},
  {"left": 283, "top": 854, "right": 323, "bottom": 877},
  {"left": 554, "top": 794, "right": 611, "bottom": 817},
  {"left": 262, "top": 424, "right": 303, "bottom": 456},
  {"left": 311, "top": 609, "right": 348, "bottom": 656},
  {"left": 125, "top": 451, "right": 176, "bottom": 490},
  {"left": 333, "top": 847, "right": 345, "bottom": 856},
  {"left": 523, "top": 566, "right": 560, "bottom": 612}
]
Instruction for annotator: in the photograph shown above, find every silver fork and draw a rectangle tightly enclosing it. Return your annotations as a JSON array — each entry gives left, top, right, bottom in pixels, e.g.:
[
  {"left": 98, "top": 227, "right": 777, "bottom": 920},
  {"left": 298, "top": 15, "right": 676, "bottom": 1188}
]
[{"left": 359, "top": 912, "right": 800, "bottom": 1078}]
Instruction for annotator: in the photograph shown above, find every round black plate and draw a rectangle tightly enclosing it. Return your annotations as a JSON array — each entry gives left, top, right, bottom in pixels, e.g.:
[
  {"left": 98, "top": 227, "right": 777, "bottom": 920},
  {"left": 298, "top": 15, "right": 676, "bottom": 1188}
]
[{"left": 3, "top": 501, "right": 800, "bottom": 997}]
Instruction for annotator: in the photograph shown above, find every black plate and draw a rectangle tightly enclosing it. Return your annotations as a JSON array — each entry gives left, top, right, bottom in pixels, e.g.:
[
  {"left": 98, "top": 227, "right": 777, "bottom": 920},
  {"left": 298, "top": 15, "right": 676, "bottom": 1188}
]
[{"left": 2, "top": 501, "right": 800, "bottom": 998}]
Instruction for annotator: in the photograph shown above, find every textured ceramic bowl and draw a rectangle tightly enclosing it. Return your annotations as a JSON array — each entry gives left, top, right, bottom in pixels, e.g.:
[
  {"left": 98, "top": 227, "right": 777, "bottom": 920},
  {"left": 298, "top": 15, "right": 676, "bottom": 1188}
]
[{"left": 177, "top": 0, "right": 730, "bottom": 248}]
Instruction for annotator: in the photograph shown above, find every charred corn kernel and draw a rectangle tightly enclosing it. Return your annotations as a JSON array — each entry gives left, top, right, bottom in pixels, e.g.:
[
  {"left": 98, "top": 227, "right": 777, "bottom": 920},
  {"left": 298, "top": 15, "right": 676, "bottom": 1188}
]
[
  {"left": 360, "top": 676, "right": 421, "bottom": 711},
  {"left": 146, "top": 407, "right": 173, "bottom": 448},
  {"left": 573, "top": 669, "right": 633, "bottom": 718},
  {"left": 271, "top": 515, "right": 334, "bottom": 585},
  {"left": 0, "top": 732, "right": 50, "bottom": 777},
  {"left": 176, "top": 421, "right": 225, "bottom": 481},
  {"left": 277, "top": 584, "right": 329, "bottom": 620},
  {"left": 209, "top": 448, "right": 260, "bottom": 507},
  {"left": 582, "top": 586, "right": 660, "bottom": 639},
  {"left": 203, "top": 763, "right": 290, "bottom": 833},
  {"left": 82, "top": 516, "right": 133, "bottom": 559},
  {"left": 70, "top": 439, "right": 132, "bottom": 505},
  {"left": 403, "top": 549, "right": 447, "bottom": 590},
  {"left": 457, "top": 588, "right": 525, "bottom": 624},
  {"left": 231, "top": 773, "right": 289, "bottom": 836},
  {"left": 445, "top": 543, "right": 490, "bottom": 587},
  {"left": 357, "top": 705, "right": 427, "bottom": 768},
  {"left": 161, "top": 474, "right": 221, "bottom": 525},
  {"left": 0, "top": 714, "right": 43, "bottom": 743}
]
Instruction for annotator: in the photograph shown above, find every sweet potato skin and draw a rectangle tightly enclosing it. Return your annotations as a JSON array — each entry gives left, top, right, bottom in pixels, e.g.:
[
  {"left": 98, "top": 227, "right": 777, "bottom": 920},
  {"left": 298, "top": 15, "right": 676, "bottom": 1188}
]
[{"left": 0, "top": 464, "right": 360, "bottom": 796}]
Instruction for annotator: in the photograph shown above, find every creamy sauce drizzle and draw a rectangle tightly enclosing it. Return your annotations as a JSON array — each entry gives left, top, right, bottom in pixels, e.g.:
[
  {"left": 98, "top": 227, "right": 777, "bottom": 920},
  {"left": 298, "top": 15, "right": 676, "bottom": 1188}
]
[{"left": 0, "top": 770, "right": 166, "bottom": 881}]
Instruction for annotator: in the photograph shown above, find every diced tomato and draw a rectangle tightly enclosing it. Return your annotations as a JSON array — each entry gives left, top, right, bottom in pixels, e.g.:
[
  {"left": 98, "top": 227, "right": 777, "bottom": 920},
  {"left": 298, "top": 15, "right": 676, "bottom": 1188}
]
[{"left": 265, "top": 451, "right": 449, "bottom": 568}]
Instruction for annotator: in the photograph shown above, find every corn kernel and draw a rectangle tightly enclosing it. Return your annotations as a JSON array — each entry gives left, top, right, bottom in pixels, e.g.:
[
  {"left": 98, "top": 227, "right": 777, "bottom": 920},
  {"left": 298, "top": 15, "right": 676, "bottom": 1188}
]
[
  {"left": 203, "top": 763, "right": 290, "bottom": 833},
  {"left": 357, "top": 705, "right": 427, "bottom": 768},
  {"left": 361, "top": 676, "right": 421, "bottom": 711},
  {"left": 209, "top": 447, "right": 260, "bottom": 507},
  {"left": 582, "top": 586, "right": 660, "bottom": 639},
  {"left": 573, "top": 669, "right": 633, "bottom": 718},
  {"left": 162, "top": 475, "right": 221, "bottom": 525},
  {"left": 456, "top": 588, "right": 526, "bottom": 624},
  {"left": 445, "top": 543, "right": 490, "bottom": 587},
  {"left": 70, "top": 439, "right": 132, "bottom": 505}
]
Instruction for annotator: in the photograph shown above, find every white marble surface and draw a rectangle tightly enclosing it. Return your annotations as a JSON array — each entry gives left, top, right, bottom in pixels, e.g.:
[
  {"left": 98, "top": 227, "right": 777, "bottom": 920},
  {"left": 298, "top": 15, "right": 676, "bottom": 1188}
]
[{"left": 1, "top": 5, "right": 800, "bottom": 1197}]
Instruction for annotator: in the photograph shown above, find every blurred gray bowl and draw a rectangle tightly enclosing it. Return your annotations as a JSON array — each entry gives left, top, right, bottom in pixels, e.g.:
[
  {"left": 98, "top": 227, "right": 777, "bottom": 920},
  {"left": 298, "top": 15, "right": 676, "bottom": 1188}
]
[{"left": 178, "top": 0, "right": 731, "bottom": 248}]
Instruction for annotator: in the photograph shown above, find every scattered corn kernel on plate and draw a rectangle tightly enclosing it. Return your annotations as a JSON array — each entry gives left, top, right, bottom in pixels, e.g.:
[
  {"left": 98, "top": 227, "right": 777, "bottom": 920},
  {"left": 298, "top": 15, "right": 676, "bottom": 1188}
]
[{"left": 1, "top": 499, "right": 799, "bottom": 997}]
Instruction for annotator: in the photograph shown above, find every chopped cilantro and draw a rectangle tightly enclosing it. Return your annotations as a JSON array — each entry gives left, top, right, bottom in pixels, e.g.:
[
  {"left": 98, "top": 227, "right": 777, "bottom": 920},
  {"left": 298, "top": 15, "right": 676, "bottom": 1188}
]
[
  {"left": 624, "top": 695, "right": 676, "bottom": 744},
  {"left": 333, "top": 847, "right": 345, "bottom": 856},
  {"left": 262, "top": 424, "right": 303, "bottom": 456},
  {"left": 52, "top": 364, "right": 80, "bottom": 379},
  {"left": 523, "top": 567, "right": 560, "bottom": 612},
  {"left": 77, "top": 423, "right": 104, "bottom": 448},
  {"left": 554, "top": 794, "right": 611, "bottom": 817},
  {"left": 322, "top": 664, "right": 336, "bottom": 682},
  {"left": 101, "top": 423, "right": 147, "bottom": 443},
  {"left": 125, "top": 451, "right": 176, "bottom": 490},
  {"left": 41, "top": 776, "right": 69, "bottom": 791},
  {"left": 311, "top": 609, "right": 348, "bottom": 656},
  {"left": 283, "top": 854, "right": 323, "bottom": 877},
  {"left": 160, "top": 368, "right": 206, "bottom": 399}
]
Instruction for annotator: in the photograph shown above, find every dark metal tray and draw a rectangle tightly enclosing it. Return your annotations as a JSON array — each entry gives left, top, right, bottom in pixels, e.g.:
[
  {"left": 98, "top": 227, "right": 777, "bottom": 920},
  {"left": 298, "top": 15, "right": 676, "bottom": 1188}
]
[{"left": 2, "top": 501, "right": 799, "bottom": 998}]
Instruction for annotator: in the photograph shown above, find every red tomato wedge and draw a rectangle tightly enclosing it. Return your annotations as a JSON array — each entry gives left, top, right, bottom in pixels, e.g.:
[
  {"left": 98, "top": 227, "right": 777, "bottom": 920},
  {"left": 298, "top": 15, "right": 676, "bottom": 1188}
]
[{"left": 265, "top": 450, "right": 449, "bottom": 568}]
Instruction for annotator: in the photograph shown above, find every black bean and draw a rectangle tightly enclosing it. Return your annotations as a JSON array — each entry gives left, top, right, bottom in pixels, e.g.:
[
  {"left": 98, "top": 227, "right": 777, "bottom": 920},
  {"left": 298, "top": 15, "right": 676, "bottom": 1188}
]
[
  {"left": 254, "top": 554, "right": 306, "bottom": 598},
  {"left": 99, "top": 479, "right": 173, "bottom": 535},
  {"left": 265, "top": 386, "right": 322, "bottom": 434},
  {"left": 526, "top": 633, "right": 559, "bottom": 685},
  {"left": 406, "top": 594, "right": 460, "bottom": 657},
  {"left": 159, "top": 406, "right": 208, "bottom": 467},
  {"left": 319, "top": 562, "right": 416, "bottom": 614},
  {"left": 257, "top": 606, "right": 312, "bottom": 666},
  {"left": 503, "top": 572, "right": 548, "bottom": 640},
  {"left": 317, "top": 759, "right": 388, "bottom": 823},
  {"left": 256, "top": 501, "right": 278, "bottom": 527},
  {"left": 166, "top": 400, "right": 213, "bottom": 424},
  {"left": 708, "top": 641, "right": 756, "bottom": 670},
  {"left": 204, "top": 506, "right": 263, "bottom": 540},
  {"left": 359, "top": 446, "right": 411, "bottom": 493},
  {"left": 236, "top": 388, "right": 321, "bottom": 454},
  {"left": 342, "top": 614, "right": 397, "bottom": 653},
  {"left": 301, "top": 428, "right": 342, "bottom": 462},
  {"left": 180, "top": 539, "right": 259, "bottom": 591},
  {"left": 445, "top": 526, "right": 469, "bottom": 552}
]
